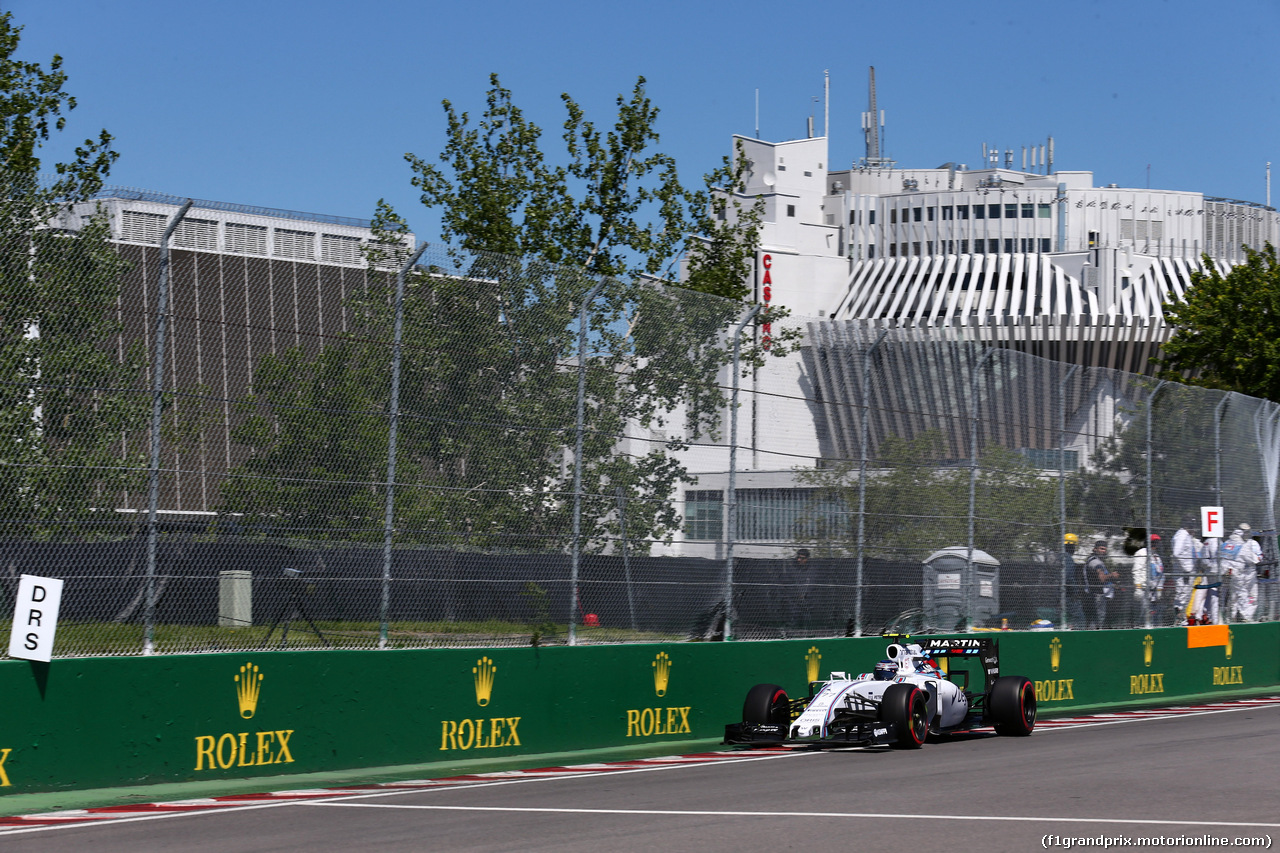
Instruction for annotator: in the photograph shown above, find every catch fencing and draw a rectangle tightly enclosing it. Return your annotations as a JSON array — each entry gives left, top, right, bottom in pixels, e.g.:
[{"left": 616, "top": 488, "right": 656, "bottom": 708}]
[{"left": 2, "top": 188, "right": 1279, "bottom": 657}]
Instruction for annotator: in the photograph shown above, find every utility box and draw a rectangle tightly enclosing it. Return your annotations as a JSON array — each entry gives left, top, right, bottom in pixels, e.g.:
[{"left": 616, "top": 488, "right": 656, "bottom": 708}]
[
  {"left": 922, "top": 548, "right": 1000, "bottom": 630},
  {"left": 218, "top": 570, "right": 253, "bottom": 627}
]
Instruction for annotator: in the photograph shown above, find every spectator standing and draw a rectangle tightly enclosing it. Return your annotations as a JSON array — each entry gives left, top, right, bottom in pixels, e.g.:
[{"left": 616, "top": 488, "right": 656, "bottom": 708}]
[
  {"left": 1228, "top": 524, "right": 1262, "bottom": 622},
  {"left": 1062, "top": 533, "right": 1092, "bottom": 629},
  {"left": 1085, "top": 540, "right": 1117, "bottom": 628},
  {"left": 1134, "top": 533, "right": 1165, "bottom": 625},
  {"left": 1195, "top": 528, "right": 1223, "bottom": 624},
  {"left": 1171, "top": 515, "right": 1200, "bottom": 625},
  {"left": 783, "top": 549, "right": 811, "bottom": 637}
]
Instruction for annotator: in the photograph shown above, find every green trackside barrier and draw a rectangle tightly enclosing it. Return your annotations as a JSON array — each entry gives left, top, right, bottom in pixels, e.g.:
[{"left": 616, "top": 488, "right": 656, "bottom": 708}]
[{"left": 0, "top": 624, "right": 1276, "bottom": 795}]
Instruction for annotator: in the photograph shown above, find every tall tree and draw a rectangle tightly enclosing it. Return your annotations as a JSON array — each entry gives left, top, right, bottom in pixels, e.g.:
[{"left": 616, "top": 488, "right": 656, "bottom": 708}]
[
  {"left": 0, "top": 11, "right": 141, "bottom": 532},
  {"left": 1159, "top": 245, "right": 1280, "bottom": 402}
]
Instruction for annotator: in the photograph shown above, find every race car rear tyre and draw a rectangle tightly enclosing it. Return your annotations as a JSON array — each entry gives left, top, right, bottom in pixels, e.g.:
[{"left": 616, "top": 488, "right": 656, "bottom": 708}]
[
  {"left": 989, "top": 675, "right": 1037, "bottom": 736},
  {"left": 742, "top": 683, "right": 790, "bottom": 727},
  {"left": 880, "top": 683, "right": 928, "bottom": 748}
]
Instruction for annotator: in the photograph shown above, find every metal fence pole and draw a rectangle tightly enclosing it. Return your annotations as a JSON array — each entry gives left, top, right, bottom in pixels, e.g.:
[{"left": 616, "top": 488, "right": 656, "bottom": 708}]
[
  {"left": 616, "top": 487, "right": 637, "bottom": 631},
  {"left": 1145, "top": 381, "right": 1167, "bottom": 629},
  {"left": 380, "top": 242, "right": 428, "bottom": 649},
  {"left": 724, "top": 304, "right": 761, "bottom": 641},
  {"left": 1058, "top": 363, "right": 1079, "bottom": 629},
  {"left": 966, "top": 347, "right": 996, "bottom": 632},
  {"left": 854, "top": 329, "right": 888, "bottom": 637},
  {"left": 569, "top": 279, "right": 607, "bottom": 646},
  {"left": 143, "top": 199, "right": 192, "bottom": 656}
]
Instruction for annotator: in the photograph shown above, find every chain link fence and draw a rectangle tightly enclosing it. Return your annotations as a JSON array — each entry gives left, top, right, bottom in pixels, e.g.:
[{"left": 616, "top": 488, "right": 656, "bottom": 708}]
[{"left": 2, "top": 186, "right": 1278, "bottom": 657}]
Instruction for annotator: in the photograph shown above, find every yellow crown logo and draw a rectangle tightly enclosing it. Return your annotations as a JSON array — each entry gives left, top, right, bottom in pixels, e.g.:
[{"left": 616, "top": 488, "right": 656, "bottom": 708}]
[
  {"left": 1226, "top": 629, "right": 1234, "bottom": 660},
  {"left": 473, "top": 657, "right": 497, "bottom": 707},
  {"left": 235, "top": 662, "right": 263, "bottom": 719},
  {"left": 652, "top": 652, "right": 672, "bottom": 697},
  {"left": 1143, "top": 634, "right": 1155, "bottom": 667},
  {"left": 806, "top": 647, "right": 822, "bottom": 683},
  {"left": 1049, "top": 637, "right": 1062, "bottom": 672}
]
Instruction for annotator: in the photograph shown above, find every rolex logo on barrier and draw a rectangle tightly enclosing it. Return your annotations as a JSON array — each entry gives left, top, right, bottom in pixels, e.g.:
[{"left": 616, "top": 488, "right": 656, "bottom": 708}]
[
  {"left": 652, "top": 652, "right": 671, "bottom": 697},
  {"left": 1143, "top": 634, "right": 1155, "bottom": 668},
  {"left": 236, "top": 662, "right": 264, "bottom": 719},
  {"left": 1049, "top": 637, "right": 1062, "bottom": 672},
  {"left": 807, "top": 647, "right": 822, "bottom": 683},
  {"left": 193, "top": 662, "right": 295, "bottom": 772},
  {"left": 474, "top": 656, "right": 497, "bottom": 707}
]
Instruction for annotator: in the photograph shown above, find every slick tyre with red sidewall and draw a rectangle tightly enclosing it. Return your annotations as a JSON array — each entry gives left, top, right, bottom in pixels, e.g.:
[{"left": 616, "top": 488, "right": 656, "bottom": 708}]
[
  {"left": 988, "top": 675, "right": 1037, "bottom": 736},
  {"left": 743, "top": 683, "right": 790, "bottom": 728},
  {"left": 880, "top": 683, "right": 928, "bottom": 748}
]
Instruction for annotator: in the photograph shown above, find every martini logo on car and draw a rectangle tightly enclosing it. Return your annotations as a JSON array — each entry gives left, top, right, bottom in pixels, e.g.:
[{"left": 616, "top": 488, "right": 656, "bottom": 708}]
[
  {"left": 193, "top": 662, "right": 295, "bottom": 771},
  {"left": 1143, "top": 634, "right": 1155, "bottom": 667},
  {"left": 653, "top": 652, "right": 672, "bottom": 697},
  {"left": 474, "top": 656, "right": 497, "bottom": 706},
  {"left": 1049, "top": 636, "right": 1062, "bottom": 672},
  {"left": 806, "top": 647, "right": 822, "bottom": 683}
]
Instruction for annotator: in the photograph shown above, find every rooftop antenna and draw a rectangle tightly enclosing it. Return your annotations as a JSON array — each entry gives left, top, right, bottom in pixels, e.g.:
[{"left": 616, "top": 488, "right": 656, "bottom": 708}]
[
  {"left": 860, "top": 66, "right": 894, "bottom": 168},
  {"left": 755, "top": 88, "right": 759, "bottom": 139},
  {"left": 1268, "top": 161, "right": 1272, "bottom": 207},
  {"left": 824, "top": 69, "right": 830, "bottom": 138}
]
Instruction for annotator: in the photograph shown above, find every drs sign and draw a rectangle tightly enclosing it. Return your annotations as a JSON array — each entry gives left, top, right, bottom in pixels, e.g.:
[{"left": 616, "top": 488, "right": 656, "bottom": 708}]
[{"left": 7, "top": 575, "right": 64, "bottom": 663}]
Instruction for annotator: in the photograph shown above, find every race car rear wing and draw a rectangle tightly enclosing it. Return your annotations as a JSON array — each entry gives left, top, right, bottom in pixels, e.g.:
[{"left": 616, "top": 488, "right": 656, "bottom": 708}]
[{"left": 885, "top": 634, "right": 1000, "bottom": 687}]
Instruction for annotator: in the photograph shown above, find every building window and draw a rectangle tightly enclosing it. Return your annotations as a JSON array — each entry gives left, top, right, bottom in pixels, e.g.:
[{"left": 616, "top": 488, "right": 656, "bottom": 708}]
[
  {"left": 926, "top": 241, "right": 933, "bottom": 254},
  {"left": 1038, "top": 203, "right": 1051, "bottom": 218},
  {"left": 119, "top": 210, "right": 167, "bottom": 244},
  {"left": 734, "top": 488, "right": 844, "bottom": 541},
  {"left": 275, "top": 228, "right": 316, "bottom": 260},
  {"left": 868, "top": 210, "right": 876, "bottom": 225},
  {"left": 989, "top": 204, "right": 1001, "bottom": 219},
  {"left": 868, "top": 244, "right": 876, "bottom": 258},
  {"left": 1005, "top": 204, "right": 1017, "bottom": 219},
  {"left": 849, "top": 211, "right": 858, "bottom": 225},
  {"left": 786, "top": 204, "right": 796, "bottom": 218},
  {"left": 1021, "top": 203, "right": 1034, "bottom": 218},
  {"left": 913, "top": 242, "right": 922, "bottom": 255},
  {"left": 956, "top": 205, "right": 969, "bottom": 220},
  {"left": 684, "top": 490, "right": 723, "bottom": 541},
  {"left": 226, "top": 222, "right": 268, "bottom": 255},
  {"left": 913, "top": 207, "right": 922, "bottom": 222},
  {"left": 941, "top": 206, "right": 953, "bottom": 220},
  {"left": 1040, "top": 238, "right": 1051, "bottom": 252},
  {"left": 973, "top": 205, "right": 985, "bottom": 220},
  {"left": 900, "top": 243, "right": 908, "bottom": 256},
  {"left": 174, "top": 218, "right": 218, "bottom": 252},
  {"left": 974, "top": 240, "right": 985, "bottom": 254},
  {"left": 960, "top": 239, "right": 969, "bottom": 253},
  {"left": 322, "top": 233, "right": 363, "bottom": 265},
  {"left": 890, "top": 243, "right": 897, "bottom": 257},
  {"left": 988, "top": 239, "right": 999, "bottom": 253},
  {"left": 890, "top": 208, "right": 897, "bottom": 224},
  {"left": 927, "top": 207, "right": 935, "bottom": 222}
]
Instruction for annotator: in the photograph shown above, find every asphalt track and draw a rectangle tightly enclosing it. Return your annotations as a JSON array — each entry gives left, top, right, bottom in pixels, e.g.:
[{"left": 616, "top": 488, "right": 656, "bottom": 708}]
[{"left": 4, "top": 699, "right": 1278, "bottom": 852}]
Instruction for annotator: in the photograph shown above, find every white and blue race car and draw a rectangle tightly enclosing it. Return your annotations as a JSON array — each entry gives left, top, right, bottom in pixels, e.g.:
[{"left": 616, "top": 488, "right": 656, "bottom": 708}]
[{"left": 724, "top": 636, "right": 1036, "bottom": 749}]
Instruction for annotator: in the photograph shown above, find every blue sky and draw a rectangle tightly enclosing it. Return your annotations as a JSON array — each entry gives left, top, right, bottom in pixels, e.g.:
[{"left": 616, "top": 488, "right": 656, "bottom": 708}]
[{"left": 9, "top": 0, "right": 1279, "bottom": 243}]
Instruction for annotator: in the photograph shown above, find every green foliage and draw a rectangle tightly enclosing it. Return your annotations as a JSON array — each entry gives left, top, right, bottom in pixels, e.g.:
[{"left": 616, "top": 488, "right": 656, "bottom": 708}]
[
  {"left": 800, "top": 430, "right": 1060, "bottom": 559},
  {"left": 1159, "top": 245, "right": 1280, "bottom": 402},
  {"left": 0, "top": 11, "right": 141, "bottom": 533}
]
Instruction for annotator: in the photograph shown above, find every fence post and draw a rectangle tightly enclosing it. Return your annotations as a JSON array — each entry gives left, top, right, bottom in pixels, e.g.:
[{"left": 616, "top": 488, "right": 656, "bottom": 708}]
[
  {"left": 966, "top": 347, "right": 996, "bottom": 632},
  {"left": 854, "top": 328, "right": 888, "bottom": 638},
  {"left": 1145, "top": 380, "right": 1167, "bottom": 629},
  {"left": 143, "top": 199, "right": 192, "bottom": 656},
  {"left": 615, "top": 487, "right": 637, "bottom": 631},
  {"left": 1058, "top": 363, "right": 1079, "bottom": 629},
  {"left": 380, "top": 242, "right": 429, "bottom": 649},
  {"left": 569, "top": 279, "right": 607, "bottom": 646},
  {"left": 724, "top": 304, "right": 761, "bottom": 641}
]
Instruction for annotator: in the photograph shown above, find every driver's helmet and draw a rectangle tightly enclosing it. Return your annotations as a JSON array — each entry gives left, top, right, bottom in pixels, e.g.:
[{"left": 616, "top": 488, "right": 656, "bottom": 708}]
[{"left": 873, "top": 659, "right": 897, "bottom": 681}]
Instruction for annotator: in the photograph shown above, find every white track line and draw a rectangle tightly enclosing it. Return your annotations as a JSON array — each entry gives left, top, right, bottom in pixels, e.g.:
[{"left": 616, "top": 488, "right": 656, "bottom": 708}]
[{"left": 300, "top": 801, "right": 1280, "bottom": 831}]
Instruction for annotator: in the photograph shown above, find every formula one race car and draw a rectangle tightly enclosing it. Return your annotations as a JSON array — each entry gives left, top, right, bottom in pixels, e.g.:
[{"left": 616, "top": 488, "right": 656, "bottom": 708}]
[{"left": 724, "top": 636, "right": 1035, "bottom": 749}]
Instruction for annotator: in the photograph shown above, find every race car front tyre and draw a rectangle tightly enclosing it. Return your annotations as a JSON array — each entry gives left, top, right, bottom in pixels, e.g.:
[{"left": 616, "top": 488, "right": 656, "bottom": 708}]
[
  {"left": 742, "top": 683, "right": 790, "bottom": 728},
  {"left": 988, "top": 675, "right": 1037, "bottom": 736},
  {"left": 880, "top": 683, "right": 928, "bottom": 748}
]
